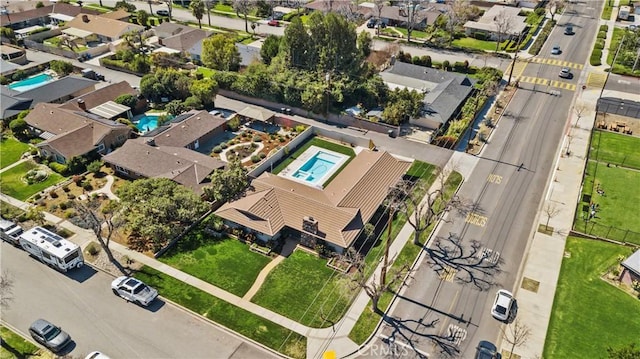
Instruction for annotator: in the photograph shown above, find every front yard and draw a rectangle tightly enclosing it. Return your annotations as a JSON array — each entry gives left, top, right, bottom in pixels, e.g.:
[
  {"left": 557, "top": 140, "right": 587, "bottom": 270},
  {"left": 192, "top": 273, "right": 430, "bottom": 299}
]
[
  {"left": 0, "top": 137, "right": 31, "bottom": 169},
  {"left": 251, "top": 250, "right": 353, "bottom": 328},
  {"left": 543, "top": 237, "right": 640, "bottom": 358},
  {"left": 159, "top": 231, "right": 273, "bottom": 297},
  {"left": 0, "top": 161, "right": 64, "bottom": 201}
]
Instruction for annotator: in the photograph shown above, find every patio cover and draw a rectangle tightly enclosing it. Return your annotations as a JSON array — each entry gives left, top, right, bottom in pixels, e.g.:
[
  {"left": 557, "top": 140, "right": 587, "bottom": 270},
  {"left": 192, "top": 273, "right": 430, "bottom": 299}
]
[
  {"left": 62, "top": 27, "right": 94, "bottom": 39},
  {"left": 238, "top": 106, "right": 276, "bottom": 122},
  {"left": 88, "top": 101, "right": 130, "bottom": 119},
  {"left": 50, "top": 13, "right": 75, "bottom": 22}
]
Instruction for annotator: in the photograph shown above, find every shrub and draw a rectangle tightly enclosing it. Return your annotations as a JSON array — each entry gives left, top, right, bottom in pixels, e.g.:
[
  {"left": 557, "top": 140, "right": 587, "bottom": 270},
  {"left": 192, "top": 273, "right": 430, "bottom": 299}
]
[
  {"left": 220, "top": 142, "right": 228, "bottom": 149},
  {"left": 213, "top": 146, "right": 222, "bottom": 153},
  {"left": 597, "top": 31, "right": 607, "bottom": 39},
  {"left": 590, "top": 49, "right": 602, "bottom": 66},
  {"left": 49, "top": 190, "right": 58, "bottom": 199},
  {"left": 594, "top": 39, "right": 605, "bottom": 50},
  {"left": 59, "top": 202, "right": 68, "bottom": 210},
  {"left": 442, "top": 60, "right": 450, "bottom": 70},
  {"left": 33, "top": 193, "right": 41, "bottom": 200},
  {"left": 251, "top": 142, "right": 258, "bottom": 148},
  {"left": 49, "top": 162, "right": 68, "bottom": 175},
  {"left": 82, "top": 181, "right": 93, "bottom": 191},
  {"left": 56, "top": 228, "right": 73, "bottom": 238},
  {"left": 67, "top": 193, "right": 76, "bottom": 200},
  {"left": 295, "top": 125, "right": 306, "bottom": 133},
  {"left": 259, "top": 153, "right": 266, "bottom": 159},
  {"left": 251, "top": 155, "right": 260, "bottom": 163},
  {"left": 64, "top": 209, "right": 76, "bottom": 218},
  {"left": 86, "top": 242, "right": 101, "bottom": 256},
  {"left": 253, "top": 135, "right": 262, "bottom": 142},
  {"left": 87, "top": 160, "right": 102, "bottom": 174},
  {"left": 49, "top": 204, "right": 58, "bottom": 211},
  {"left": 599, "top": 24, "right": 608, "bottom": 32},
  {"left": 278, "top": 137, "right": 286, "bottom": 143}
]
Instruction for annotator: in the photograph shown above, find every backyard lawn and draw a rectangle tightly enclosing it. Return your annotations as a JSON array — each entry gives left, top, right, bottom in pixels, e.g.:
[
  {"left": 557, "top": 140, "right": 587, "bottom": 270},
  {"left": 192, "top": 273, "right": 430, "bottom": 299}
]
[
  {"left": 251, "top": 250, "right": 353, "bottom": 328},
  {"left": 543, "top": 237, "right": 640, "bottom": 358},
  {"left": 0, "top": 161, "right": 64, "bottom": 201},
  {"left": 159, "top": 231, "right": 272, "bottom": 297},
  {"left": 0, "top": 137, "right": 31, "bottom": 169},
  {"left": 590, "top": 129, "right": 640, "bottom": 170},
  {"left": 134, "top": 266, "right": 306, "bottom": 359},
  {"left": 271, "top": 136, "right": 356, "bottom": 175}
]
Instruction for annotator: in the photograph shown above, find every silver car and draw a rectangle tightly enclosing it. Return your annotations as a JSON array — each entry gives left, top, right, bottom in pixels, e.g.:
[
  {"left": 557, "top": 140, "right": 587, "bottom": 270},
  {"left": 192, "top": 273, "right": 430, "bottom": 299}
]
[
  {"left": 111, "top": 276, "right": 158, "bottom": 306},
  {"left": 29, "top": 319, "right": 72, "bottom": 353},
  {"left": 551, "top": 45, "right": 561, "bottom": 55}
]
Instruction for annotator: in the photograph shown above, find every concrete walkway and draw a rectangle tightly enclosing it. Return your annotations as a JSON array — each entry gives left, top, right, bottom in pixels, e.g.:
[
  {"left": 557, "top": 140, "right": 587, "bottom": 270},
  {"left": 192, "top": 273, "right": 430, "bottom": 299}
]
[
  {"left": 88, "top": 174, "right": 118, "bottom": 200},
  {"left": 0, "top": 157, "right": 29, "bottom": 174}
]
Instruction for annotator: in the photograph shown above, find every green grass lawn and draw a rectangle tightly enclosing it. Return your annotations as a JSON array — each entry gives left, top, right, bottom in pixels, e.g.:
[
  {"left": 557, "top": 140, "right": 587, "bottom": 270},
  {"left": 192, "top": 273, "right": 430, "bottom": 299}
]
[
  {"left": 590, "top": 129, "right": 640, "bottom": 170},
  {"left": 349, "top": 171, "right": 464, "bottom": 344},
  {"left": 270, "top": 136, "right": 356, "bottom": 177},
  {"left": 607, "top": 27, "right": 625, "bottom": 66},
  {"left": 134, "top": 266, "right": 306, "bottom": 358},
  {"left": 251, "top": 250, "right": 353, "bottom": 328},
  {"left": 393, "top": 27, "right": 428, "bottom": 39},
  {"left": 0, "top": 161, "right": 64, "bottom": 201},
  {"left": 543, "top": 237, "right": 640, "bottom": 358},
  {"left": 574, "top": 160, "right": 640, "bottom": 245},
  {"left": 602, "top": 2, "right": 613, "bottom": 20},
  {"left": 0, "top": 326, "right": 40, "bottom": 358},
  {"left": 0, "top": 137, "right": 31, "bottom": 169},
  {"left": 452, "top": 37, "right": 507, "bottom": 52},
  {"left": 159, "top": 232, "right": 272, "bottom": 297}
]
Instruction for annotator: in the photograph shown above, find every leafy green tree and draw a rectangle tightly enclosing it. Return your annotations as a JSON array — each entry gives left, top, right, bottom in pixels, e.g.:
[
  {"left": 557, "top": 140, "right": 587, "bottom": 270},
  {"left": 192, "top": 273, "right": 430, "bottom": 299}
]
[
  {"left": 36, "top": 1, "right": 45, "bottom": 8},
  {"left": 26, "top": 207, "right": 45, "bottom": 226},
  {"left": 189, "top": 0, "right": 205, "bottom": 28},
  {"left": 116, "top": 178, "right": 208, "bottom": 251},
  {"left": 203, "top": 158, "right": 249, "bottom": 203},
  {"left": 9, "top": 119, "right": 28, "bottom": 139},
  {"left": 49, "top": 60, "right": 74, "bottom": 76},
  {"left": 115, "top": 94, "right": 138, "bottom": 110},
  {"left": 165, "top": 100, "right": 186, "bottom": 116},
  {"left": 201, "top": 34, "right": 241, "bottom": 71},
  {"left": 357, "top": 31, "right": 372, "bottom": 58},
  {"left": 283, "top": 17, "right": 310, "bottom": 68},
  {"left": 189, "top": 78, "right": 218, "bottom": 107},
  {"left": 183, "top": 96, "right": 203, "bottom": 110},
  {"left": 67, "top": 156, "right": 88, "bottom": 174},
  {"left": 260, "top": 35, "right": 281, "bottom": 65},
  {"left": 114, "top": 0, "right": 136, "bottom": 12},
  {"left": 0, "top": 27, "right": 16, "bottom": 44},
  {"left": 87, "top": 160, "right": 103, "bottom": 174},
  {"left": 136, "top": 10, "right": 149, "bottom": 27}
]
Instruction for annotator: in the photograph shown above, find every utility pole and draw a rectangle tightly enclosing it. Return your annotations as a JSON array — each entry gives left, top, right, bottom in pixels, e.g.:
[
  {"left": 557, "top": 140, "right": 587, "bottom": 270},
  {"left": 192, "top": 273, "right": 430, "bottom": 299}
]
[{"left": 507, "top": 31, "right": 524, "bottom": 86}]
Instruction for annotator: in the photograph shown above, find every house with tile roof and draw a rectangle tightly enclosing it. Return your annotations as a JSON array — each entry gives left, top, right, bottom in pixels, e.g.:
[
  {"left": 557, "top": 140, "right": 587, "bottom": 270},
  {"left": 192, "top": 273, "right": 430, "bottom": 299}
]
[
  {"left": 59, "top": 80, "right": 145, "bottom": 118},
  {"left": 66, "top": 13, "right": 144, "bottom": 42},
  {"left": 215, "top": 150, "right": 411, "bottom": 252},
  {"left": 380, "top": 60, "right": 477, "bottom": 130},
  {"left": 24, "top": 103, "right": 131, "bottom": 164}
]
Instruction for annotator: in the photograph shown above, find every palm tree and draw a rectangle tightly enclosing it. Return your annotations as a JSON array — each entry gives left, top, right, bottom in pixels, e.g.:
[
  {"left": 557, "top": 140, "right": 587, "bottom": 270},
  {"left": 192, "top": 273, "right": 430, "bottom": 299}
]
[{"left": 190, "top": 0, "right": 206, "bottom": 29}]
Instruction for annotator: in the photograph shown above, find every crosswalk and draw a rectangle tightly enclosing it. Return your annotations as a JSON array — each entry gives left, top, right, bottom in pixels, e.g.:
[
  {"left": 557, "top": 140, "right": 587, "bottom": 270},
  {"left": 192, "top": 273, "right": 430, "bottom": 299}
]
[
  {"left": 516, "top": 76, "right": 577, "bottom": 91},
  {"left": 527, "top": 57, "right": 584, "bottom": 69}
]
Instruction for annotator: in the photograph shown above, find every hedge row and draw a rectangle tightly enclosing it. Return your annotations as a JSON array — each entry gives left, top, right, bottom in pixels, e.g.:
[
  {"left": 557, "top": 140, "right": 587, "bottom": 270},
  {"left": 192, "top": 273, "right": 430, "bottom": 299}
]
[
  {"left": 590, "top": 49, "right": 602, "bottom": 66},
  {"left": 528, "top": 20, "right": 556, "bottom": 55}
]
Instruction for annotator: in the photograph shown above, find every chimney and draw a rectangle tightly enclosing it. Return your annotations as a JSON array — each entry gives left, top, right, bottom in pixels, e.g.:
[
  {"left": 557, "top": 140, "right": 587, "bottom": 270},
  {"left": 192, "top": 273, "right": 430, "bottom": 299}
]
[
  {"left": 145, "top": 138, "right": 156, "bottom": 146},
  {"left": 302, "top": 216, "right": 318, "bottom": 234},
  {"left": 82, "top": 14, "right": 89, "bottom": 23},
  {"left": 77, "top": 99, "right": 86, "bottom": 111}
]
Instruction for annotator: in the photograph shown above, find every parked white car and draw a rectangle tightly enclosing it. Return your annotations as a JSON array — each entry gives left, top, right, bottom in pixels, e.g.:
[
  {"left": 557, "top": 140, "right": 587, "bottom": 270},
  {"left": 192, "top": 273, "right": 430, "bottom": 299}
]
[
  {"left": 111, "top": 276, "right": 158, "bottom": 307},
  {"left": 491, "top": 289, "right": 515, "bottom": 322}
]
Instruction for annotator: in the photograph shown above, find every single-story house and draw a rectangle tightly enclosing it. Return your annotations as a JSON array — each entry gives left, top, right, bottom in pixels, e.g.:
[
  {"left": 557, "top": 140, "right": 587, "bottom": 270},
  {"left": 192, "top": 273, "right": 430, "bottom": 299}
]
[
  {"left": 373, "top": 5, "right": 442, "bottom": 29},
  {"left": 59, "top": 80, "right": 145, "bottom": 119},
  {"left": 143, "top": 110, "right": 227, "bottom": 150},
  {"left": 0, "top": 87, "right": 32, "bottom": 121},
  {"left": 66, "top": 13, "right": 144, "bottom": 42},
  {"left": 99, "top": 9, "right": 131, "bottom": 22},
  {"left": 620, "top": 249, "right": 640, "bottom": 286},
  {"left": 1, "top": 44, "right": 28, "bottom": 65},
  {"left": 379, "top": 60, "right": 477, "bottom": 130},
  {"left": 23, "top": 103, "right": 131, "bottom": 164},
  {"left": 0, "top": 2, "right": 98, "bottom": 31},
  {"left": 464, "top": 5, "right": 528, "bottom": 40},
  {"left": 102, "top": 139, "right": 226, "bottom": 195},
  {"left": 215, "top": 150, "right": 412, "bottom": 253},
  {"left": 153, "top": 22, "right": 213, "bottom": 62}
]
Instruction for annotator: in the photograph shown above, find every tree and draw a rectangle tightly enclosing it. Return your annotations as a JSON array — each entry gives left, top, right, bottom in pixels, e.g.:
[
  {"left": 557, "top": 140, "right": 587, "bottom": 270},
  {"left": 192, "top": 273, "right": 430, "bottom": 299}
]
[
  {"left": 283, "top": 17, "right": 311, "bottom": 68},
  {"left": 36, "top": 1, "right": 45, "bottom": 8},
  {"left": 190, "top": 78, "right": 218, "bottom": 107},
  {"left": 165, "top": 100, "right": 186, "bottom": 116},
  {"left": 115, "top": 94, "right": 138, "bottom": 110},
  {"left": 0, "top": 271, "right": 13, "bottom": 309},
  {"left": 494, "top": 9, "right": 514, "bottom": 52},
  {"left": 373, "top": 0, "right": 386, "bottom": 36},
  {"left": 73, "top": 198, "right": 128, "bottom": 274},
  {"left": 114, "top": 0, "right": 136, "bottom": 12},
  {"left": 201, "top": 34, "right": 241, "bottom": 71},
  {"left": 49, "top": 60, "right": 74, "bottom": 76},
  {"left": 203, "top": 158, "right": 249, "bottom": 203},
  {"left": 9, "top": 118, "right": 28, "bottom": 139},
  {"left": 357, "top": 30, "right": 372, "bottom": 58},
  {"left": 233, "top": 0, "right": 252, "bottom": 32},
  {"left": 607, "top": 343, "right": 640, "bottom": 359},
  {"left": 0, "top": 27, "right": 17, "bottom": 45},
  {"left": 190, "top": 0, "right": 205, "bottom": 29},
  {"left": 573, "top": 101, "right": 587, "bottom": 126},
  {"left": 136, "top": 10, "right": 149, "bottom": 27},
  {"left": 403, "top": 0, "right": 427, "bottom": 43},
  {"left": 501, "top": 319, "right": 531, "bottom": 359},
  {"left": 26, "top": 207, "right": 45, "bottom": 226},
  {"left": 87, "top": 160, "right": 103, "bottom": 174},
  {"left": 543, "top": 203, "right": 560, "bottom": 229},
  {"left": 203, "top": 0, "right": 215, "bottom": 26},
  {"left": 260, "top": 35, "right": 281, "bottom": 65},
  {"left": 116, "top": 178, "right": 208, "bottom": 252},
  {"left": 351, "top": 262, "right": 412, "bottom": 313},
  {"left": 547, "top": 0, "right": 564, "bottom": 22}
]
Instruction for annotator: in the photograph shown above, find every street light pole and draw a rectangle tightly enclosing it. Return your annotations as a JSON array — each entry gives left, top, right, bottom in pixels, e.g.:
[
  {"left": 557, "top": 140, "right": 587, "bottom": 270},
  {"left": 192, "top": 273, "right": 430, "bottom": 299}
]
[{"left": 507, "top": 31, "right": 524, "bottom": 86}]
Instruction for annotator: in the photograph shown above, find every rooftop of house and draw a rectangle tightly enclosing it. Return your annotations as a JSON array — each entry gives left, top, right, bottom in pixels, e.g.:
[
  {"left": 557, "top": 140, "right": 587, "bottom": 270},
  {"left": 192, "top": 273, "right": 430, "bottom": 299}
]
[
  {"left": 66, "top": 13, "right": 144, "bottom": 39},
  {"left": 464, "top": 5, "right": 528, "bottom": 34},
  {"left": 142, "top": 110, "right": 226, "bottom": 148},
  {"left": 622, "top": 249, "right": 640, "bottom": 277},
  {"left": 0, "top": 3, "right": 98, "bottom": 27},
  {"left": 59, "top": 80, "right": 137, "bottom": 112},
  {"left": 160, "top": 27, "right": 212, "bottom": 52}
]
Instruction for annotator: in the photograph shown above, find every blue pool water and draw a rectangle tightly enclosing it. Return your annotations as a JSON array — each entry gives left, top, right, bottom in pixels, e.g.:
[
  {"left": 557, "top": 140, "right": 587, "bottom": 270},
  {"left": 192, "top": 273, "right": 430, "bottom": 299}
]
[
  {"left": 136, "top": 114, "right": 174, "bottom": 132},
  {"left": 8, "top": 73, "right": 54, "bottom": 92},
  {"left": 291, "top": 151, "right": 342, "bottom": 185}
]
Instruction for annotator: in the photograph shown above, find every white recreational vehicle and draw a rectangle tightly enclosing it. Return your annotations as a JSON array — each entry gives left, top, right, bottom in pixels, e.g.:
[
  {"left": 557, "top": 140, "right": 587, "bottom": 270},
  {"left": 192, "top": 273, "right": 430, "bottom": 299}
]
[
  {"left": 19, "top": 227, "right": 84, "bottom": 272},
  {"left": 0, "top": 218, "right": 24, "bottom": 246}
]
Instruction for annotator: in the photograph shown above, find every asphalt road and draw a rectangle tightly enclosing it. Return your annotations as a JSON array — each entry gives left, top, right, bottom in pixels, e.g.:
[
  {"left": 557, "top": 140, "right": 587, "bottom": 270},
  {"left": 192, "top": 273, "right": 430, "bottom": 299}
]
[
  {"left": 360, "top": 3, "right": 602, "bottom": 358},
  {"left": 0, "top": 242, "right": 279, "bottom": 359}
]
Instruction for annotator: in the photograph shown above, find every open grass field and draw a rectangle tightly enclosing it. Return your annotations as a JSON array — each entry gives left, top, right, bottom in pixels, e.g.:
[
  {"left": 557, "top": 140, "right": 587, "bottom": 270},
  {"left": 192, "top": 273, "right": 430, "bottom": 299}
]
[
  {"left": 590, "top": 130, "right": 640, "bottom": 170},
  {"left": 159, "top": 232, "right": 272, "bottom": 297},
  {"left": 251, "top": 250, "right": 353, "bottom": 328},
  {"left": 452, "top": 37, "right": 507, "bottom": 52},
  {"left": 543, "top": 237, "right": 640, "bottom": 358},
  {"left": 134, "top": 266, "right": 307, "bottom": 358},
  {"left": 0, "top": 137, "right": 31, "bottom": 169},
  {"left": 271, "top": 136, "right": 356, "bottom": 177},
  {"left": 0, "top": 161, "right": 64, "bottom": 201}
]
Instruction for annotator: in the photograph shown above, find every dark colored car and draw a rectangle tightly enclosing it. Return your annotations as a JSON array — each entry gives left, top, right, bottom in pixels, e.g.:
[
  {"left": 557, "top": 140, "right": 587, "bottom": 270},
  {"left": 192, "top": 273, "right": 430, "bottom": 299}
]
[
  {"left": 156, "top": 9, "right": 170, "bottom": 16},
  {"left": 564, "top": 24, "right": 574, "bottom": 35},
  {"left": 367, "top": 18, "right": 376, "bottom": 28},
  {"left": 476, "top": 340, "right": 501, "bottom": 359},
  {"left": 29, "top": 319, "right": 72, "bottom": 353}
]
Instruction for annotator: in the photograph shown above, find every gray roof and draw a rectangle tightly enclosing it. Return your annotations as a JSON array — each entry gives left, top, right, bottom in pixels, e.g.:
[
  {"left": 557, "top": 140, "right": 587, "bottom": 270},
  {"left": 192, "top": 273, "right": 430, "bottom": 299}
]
[
  {"left": 236, "top": 44, "right": 261, "bottom": 67},
  {"left": 0, "top": 87, "right": 32, "bottom": 119},
  {"left": 381, "top": 61, "right": 476, "bottom": 127},
  {"left": 622, "top": 249, "right": 640, "bottom": 276},
  {"left": 0, "top": 59, "right": 21, "bottom": 75},
  {"left": 16, "top": 75, "right": 99, "bottom": 105}
]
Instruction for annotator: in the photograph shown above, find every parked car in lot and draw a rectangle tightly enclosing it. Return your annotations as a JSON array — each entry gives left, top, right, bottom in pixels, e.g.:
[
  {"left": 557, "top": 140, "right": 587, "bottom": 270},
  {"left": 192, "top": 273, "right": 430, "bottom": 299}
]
[
  {"left": 551, "top": 45, "right": 562, "bottom": 55},
  {"left": 491, "top": 289, "right": 516, "bottom": 322},
  {"left": 29, "top": 319, "right": 72, "bottom": 353},
  {"left": 111, "top": 276, "right": 158, "bottom": 306},
  {"left": 559, "top": 67, "right": 573, "bottom": 79},
  {"left": 475, "top": 340, "right": 501, "bottom": 359},
  {"left": 156, "top": 9, "right": 170, "bottom": 16},
  {"left": 367, "top": 18, "right": 376, "bottom": 28}
]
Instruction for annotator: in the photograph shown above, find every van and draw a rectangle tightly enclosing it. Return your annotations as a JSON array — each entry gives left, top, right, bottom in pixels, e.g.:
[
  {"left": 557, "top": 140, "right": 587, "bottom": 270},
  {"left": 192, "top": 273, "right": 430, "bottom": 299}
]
[{"left": 0, "top": 218, "right": 23, "bottom": 246}]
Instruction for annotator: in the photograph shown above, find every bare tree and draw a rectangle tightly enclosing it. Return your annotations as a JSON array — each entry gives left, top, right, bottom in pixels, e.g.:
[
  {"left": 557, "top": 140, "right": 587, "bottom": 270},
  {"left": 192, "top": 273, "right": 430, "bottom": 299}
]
[
  {"left": 402, "top": 0, "right": 428, "bottom": 43},
  {"left": 573, "top": 101, "right": 588, "bottom": 126},
  {"left": 162, "top": 0, "right": 173, "bottom": 20},
  {"left": 0, "top": 271, "right": 14, "bottom": 309},
  {"left": 373, "top": 0, "right": 386, "bottom": 36},
  {"left": 204, "top": 0, "right": 215, "bottom": 27},
  {"left": 233, "top": 0, "right": 252, "bottom": 32},
  {"left": 351, "top": 263, "right": 412, "bottom": 313},
  {"left": 72, "top": 198, "right": 128, "bottom": 275},
  {"left": 547, "top": 0, "right": 565, "bottom": 22},
  {"left": 543, "top": 203, "right": 560, "bottom": 229},
  {"left": 501, "top": 319, "right": 531, "bottom": 359},
  {"left": 494, "top": 10, "right": 514, "bottom": 52}
]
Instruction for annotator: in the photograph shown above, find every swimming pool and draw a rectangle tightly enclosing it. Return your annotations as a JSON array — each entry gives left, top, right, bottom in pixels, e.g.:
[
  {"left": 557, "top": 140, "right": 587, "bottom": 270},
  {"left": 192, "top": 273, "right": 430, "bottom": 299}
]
[
  {"left": 8, "top": 73, "right": 54, "bottom": 92},
  {"left": 282, "top": 146, "right": 349, "bottom": 187},
  {"left": 135, "top": 114, "right": 173, "bottom": 132}
]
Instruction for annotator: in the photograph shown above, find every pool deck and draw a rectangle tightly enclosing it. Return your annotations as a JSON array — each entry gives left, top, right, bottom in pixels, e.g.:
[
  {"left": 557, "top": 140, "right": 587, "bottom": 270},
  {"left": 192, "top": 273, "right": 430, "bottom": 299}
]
[{"left": 278, "top": 145, "right": 349, "bottom": 187}]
